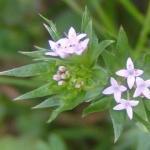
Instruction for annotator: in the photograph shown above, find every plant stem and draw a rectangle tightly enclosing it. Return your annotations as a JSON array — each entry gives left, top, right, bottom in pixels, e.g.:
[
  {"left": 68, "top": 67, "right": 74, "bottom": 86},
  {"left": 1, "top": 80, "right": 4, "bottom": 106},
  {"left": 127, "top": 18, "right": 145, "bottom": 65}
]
[{"left": 135, "top": 3, "right": 150, "bottom": 52}]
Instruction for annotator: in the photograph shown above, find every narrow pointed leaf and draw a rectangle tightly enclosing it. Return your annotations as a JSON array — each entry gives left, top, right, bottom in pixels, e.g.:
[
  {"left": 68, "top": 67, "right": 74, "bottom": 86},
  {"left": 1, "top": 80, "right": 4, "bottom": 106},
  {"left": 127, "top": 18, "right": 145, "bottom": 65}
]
[
  {"left": 15, "top": 83, "right": 53, "bottom": 100},
  {"left": 83, "top": 97, "right": 112, "bottom": 116},
  {"left": 33, "top": 97, "right": 60, "bottom": 109},
  {"left": 0, "top": 62, "right": 50, "bottom": 77},
  {"left": 110, "top": 109, "right": 125, "bottom": 143},
  {"left": 40, "top": 14, "right": 60, "bottom": 40},
  {"left": 94, "top": 40, "right": 114, "bottom": 63},
  {"left": 81, "top": 7, "right": 90, "bottom": 32}
]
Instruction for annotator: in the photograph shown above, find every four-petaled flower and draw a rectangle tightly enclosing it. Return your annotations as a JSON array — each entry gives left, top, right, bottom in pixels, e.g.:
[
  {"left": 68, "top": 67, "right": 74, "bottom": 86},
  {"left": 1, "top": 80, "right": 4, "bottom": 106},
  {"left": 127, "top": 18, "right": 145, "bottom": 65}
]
[
  {"left": 113, "top": 99, "right": 139, "bottom": 120},
  {"left": 116, "top": 57, "right": 143, "bottom": 89},
  {"left": 46, "top": 27, "right": 89, "bottom": 58},
  {"left": 134, "top": 77, "right": 150, "bottom": 99},
  {"left": 102, "top": 77, "right": 127, "bottom": 102}
]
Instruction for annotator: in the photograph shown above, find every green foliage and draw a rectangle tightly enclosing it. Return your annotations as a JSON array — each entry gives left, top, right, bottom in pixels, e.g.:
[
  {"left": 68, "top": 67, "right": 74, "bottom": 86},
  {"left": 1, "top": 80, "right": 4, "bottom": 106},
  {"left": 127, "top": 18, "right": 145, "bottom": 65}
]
[
  {"left": 1, "top": 6, "right": 150, "bottom": 144},
  {"left": 110, "top": 110, "right": 125, "bottom": 143}
]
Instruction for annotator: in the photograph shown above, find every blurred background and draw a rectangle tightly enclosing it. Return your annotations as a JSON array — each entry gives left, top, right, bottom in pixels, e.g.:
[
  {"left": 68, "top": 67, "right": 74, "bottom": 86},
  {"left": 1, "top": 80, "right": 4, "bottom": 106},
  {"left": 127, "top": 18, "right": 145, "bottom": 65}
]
[{"left": 0, "top": 0, "right": 150, "bottom": 149}]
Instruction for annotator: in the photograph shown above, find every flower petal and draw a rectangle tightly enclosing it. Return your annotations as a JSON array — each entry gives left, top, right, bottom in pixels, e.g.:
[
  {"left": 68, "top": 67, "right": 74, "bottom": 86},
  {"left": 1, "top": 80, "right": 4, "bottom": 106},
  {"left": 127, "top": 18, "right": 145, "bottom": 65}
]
[
  {"left": 77, "top": 33, "right": 87, "bottom": 40},
  {"left": 45, "top": 52, "right": 58, "bottom": 56},
  {"left": 136, "top": 77, "right": 144, "bottom": 86},
  {"left": 135, "top": 69, "right": 144, "bottom": 76},
  {"left": 49, "top": 40, "right": 56, "bottom": 50},
  {"left": 126, "top": 107, "right": 133, "bottom": 120},
  {"left": 116, "top": 69, "right": 128, "bottom": 77},
  {"left": 127, "top": 57, "right": 134, "bottom": 70},
  {"left": 102, "top": 86, "right": 114, "bottom": 95},
  {"left": 133, "top": 88, "right": 142, "bottom": 97},
  {"left": 114, "top": 92, "right": 121, "bottom": 102},
  {"left": 127, "top": 76, "right": 135, "bottom": 89},
  {"left": 110, "top": 77, "right": 118, "bottom": 86},
  {"left": 68, "top": 27, "right": 76, "bottom": 39},
  {"left": 113, "top": 104, "right": 125, "bottom": 110},
  {"left": 129, "top": 100, "right": 139, "bottom": 106},
  {"left": 143, "top": 88, "right": 150, "bottom": 99},
  {"left": 120, "top": 85, "right": 127, "bottom": 92},
  {"left": 146, "top": 80, "right": 150, "bottom": 87}
]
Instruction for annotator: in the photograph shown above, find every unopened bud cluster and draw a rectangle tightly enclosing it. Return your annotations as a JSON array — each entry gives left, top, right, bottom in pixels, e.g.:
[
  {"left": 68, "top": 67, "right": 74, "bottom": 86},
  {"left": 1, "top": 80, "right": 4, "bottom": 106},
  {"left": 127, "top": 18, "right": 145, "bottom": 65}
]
[
  {"left": 73, "top": 79, "right": 84, "bottom": 89},
  {"left": 53, "top": 66, "right": 70, "bottom": 86}
]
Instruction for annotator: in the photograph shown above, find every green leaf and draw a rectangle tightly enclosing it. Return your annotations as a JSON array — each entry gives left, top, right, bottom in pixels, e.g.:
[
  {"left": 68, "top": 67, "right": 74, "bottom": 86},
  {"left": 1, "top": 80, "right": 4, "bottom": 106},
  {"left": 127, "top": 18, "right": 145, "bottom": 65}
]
[
  {"left": 83, "top": 97, "right": 112, "bottom": 116},
  {"left": 134, "top": 100, "right": 148, "bottom": 122},
  {"left": 81, "top": 7, "right": 90, "bottom": 32},
  {"left": 33, "top": 97, "right": 60, "bottom": 109},
  {"left": 102, "top": 50, "right": 117, "bottom": 73},
  {"left": 14, "top": 84, "right": 53, "bottom": 100},
  {"left": 93, "top": 40, "right": 114, "bottom": 64},
  {"left": 48, "top": 93, "right": 85, "bottom": 123},
  {"left": 116, "top": 27, "right": 132, "bottom": 66},
  {"left": 0, "top": 62, "right": 50, "bottom": 77},
  {"left": 19, "top": 46, "right": 48, "bottom": 58},
  {"left": 39, "top": 14, "right": 60, "bottom": 40},
  {"left": 47, "top": 106, "right": 64, "bottom": 123},
  {"left": 110, "top": 109, "right": 125, "bottom": 143}
]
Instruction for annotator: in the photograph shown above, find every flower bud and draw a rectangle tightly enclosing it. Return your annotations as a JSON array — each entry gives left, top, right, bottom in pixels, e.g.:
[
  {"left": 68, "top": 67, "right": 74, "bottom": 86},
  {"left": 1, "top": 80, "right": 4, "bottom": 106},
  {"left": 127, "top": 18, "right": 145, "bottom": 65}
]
[
  {"left": 58, "top": 80, "right": 65, "bottom": 86},
  {"left": 53, "top": 74, "right": 61, "bottom": 81},
  {"left": 58, "top": 66, "right": 66, "bottom": 73}
]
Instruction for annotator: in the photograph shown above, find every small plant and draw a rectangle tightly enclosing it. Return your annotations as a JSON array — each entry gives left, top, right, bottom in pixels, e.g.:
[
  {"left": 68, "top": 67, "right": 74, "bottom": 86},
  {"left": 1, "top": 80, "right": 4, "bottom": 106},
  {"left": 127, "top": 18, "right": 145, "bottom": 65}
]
[{"left": 0, "top": 8, "right": 149, "bottom": 142}]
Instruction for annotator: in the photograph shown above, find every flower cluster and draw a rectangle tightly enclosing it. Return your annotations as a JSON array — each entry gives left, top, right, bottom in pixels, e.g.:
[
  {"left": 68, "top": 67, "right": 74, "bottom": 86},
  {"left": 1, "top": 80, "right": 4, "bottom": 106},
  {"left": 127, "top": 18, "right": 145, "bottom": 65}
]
[
  {"left": 103, "top": 57, "right": 150, "bottom": 120},
  {"left": 53, "top": 66, "right": 70, "bottom": 85},
  {"left": 46, "top": 27, "right": 89, "bottom": 58}
]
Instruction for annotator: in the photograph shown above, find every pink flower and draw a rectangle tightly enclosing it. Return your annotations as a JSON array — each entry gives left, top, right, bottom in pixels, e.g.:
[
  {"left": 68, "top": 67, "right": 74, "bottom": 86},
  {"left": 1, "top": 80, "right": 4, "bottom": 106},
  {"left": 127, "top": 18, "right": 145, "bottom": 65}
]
[
  {"left": 67, "top": 27, "right": 89, "bottom": 55},
  {"left": 116, "top": 57, "right": 143, "bottom": 89},
  {"left": 46, "top": 38, "right": 69, "bottom": 58},
  {"left": 102, "top": 77, "right": 127, "bottom": 102},
  {"left": 134, "top": 77, "right": 150, "bottom": 99},
  {"left": 45, "top": 27, "right": 89, "bottom": 58},
  {"left": 113, "top": 99, "right": 139, "bottom": 120}
]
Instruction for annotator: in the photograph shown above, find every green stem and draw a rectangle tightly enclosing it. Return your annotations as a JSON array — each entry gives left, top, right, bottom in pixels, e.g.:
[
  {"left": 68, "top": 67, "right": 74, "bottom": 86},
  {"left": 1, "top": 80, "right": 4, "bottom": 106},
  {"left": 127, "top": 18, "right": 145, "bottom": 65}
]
[{"left": 135, "top": 3, "right": 150, "bottom": 53}]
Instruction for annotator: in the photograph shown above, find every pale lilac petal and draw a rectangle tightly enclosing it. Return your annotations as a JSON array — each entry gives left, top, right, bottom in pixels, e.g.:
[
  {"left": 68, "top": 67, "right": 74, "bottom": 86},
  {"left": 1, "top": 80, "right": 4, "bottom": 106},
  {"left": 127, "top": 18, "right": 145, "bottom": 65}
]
[
  {"left": 110, "top": 77, "right": 118, "bottom": 86},
  {"left": 127, "top": 57, "right": 134, "bottom": 70},
  {"left": 102, "top": 86, "right": 114, "bottom": 95},
  {"left": 135, "top": 69, "right": 144, "bottom": 76},
  {"left": 77, "top": 33, "right": 87, "bottom": 40},
  {"left": 45, "top": 52, "right": 58, "bottom": 56},
  {"left": 136, "top": 77, "right": 144, "bottom": 86},
  {"left": 120, "top": 85, "right": 127, "bottom": 92},
  {"left": 129, "top": 100, "right": 139, "bottom": 106},
  {"left": 146, "top": 80, "right": 150, "bottom": 87},
  {"left": 114, "top": 92, "right": 121, "bottom": 102},
  {"left": 116, "top": 69, "right": 128, "bottom": 77},
  {"left": 80, "top": 38, "right": 89, "bottom": 49},
  {"left": 126, "top": 107, "right": 133, "bottom": 120},
  {"left": 49, "top": 40, "right": 56, "bottom": 50},
  {"left": 113, "top": 104, "right": 125, "bottom": 110},
  {"left": 56, "top": 51, "right": 68, "bottom": 58},
  {"left": 133, "top": 88, "right": 142, "bottom": 97},
  {"left": 57, "top": 38, "right": 68, "bottom": 48},
  {"left": 127, "top": 76, "right": 135, "bottom": 89},
  {"left": 143, "top": 88, "right": 150, "bottom": 99},
  {"left": 75, "top": 39, "right": 89, "bottom": 55},
  {"left": 68, "top": 27, "right": 76, "bottom": 39}
]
